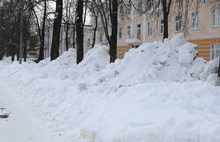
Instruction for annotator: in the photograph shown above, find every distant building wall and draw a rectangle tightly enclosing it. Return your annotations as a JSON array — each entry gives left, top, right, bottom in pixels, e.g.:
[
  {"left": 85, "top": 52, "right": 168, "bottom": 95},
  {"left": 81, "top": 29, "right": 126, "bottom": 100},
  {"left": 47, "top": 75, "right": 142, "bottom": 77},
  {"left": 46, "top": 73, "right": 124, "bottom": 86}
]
[{"left": 92, "top": 0, "right": 220, "bottom": 61}]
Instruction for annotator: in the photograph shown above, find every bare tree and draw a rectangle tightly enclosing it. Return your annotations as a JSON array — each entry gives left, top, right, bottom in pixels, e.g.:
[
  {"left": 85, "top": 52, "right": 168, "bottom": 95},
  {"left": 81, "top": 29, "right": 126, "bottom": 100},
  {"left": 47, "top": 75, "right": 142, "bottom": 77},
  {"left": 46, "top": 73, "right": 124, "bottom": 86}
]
[
  {"left": 38, "top": 0, "right": 47, "bottom": 61},
  {"left": 88, "top": 1, "right": 98, "bottom": 48},
  {"left": 63, "top": 0, "right": 76, "bottom": 51},
  {"left": 92, "top": 0, "right": 118, "bottom": 63},
  {"left": 0, "top": 0, "right": 34, "bottom": 61},
  {"left": 76, "top": 0, "right": 84, "bottom": 64},
  {"left": 51, "top": 0, "right": 63, "bottom": 61}
]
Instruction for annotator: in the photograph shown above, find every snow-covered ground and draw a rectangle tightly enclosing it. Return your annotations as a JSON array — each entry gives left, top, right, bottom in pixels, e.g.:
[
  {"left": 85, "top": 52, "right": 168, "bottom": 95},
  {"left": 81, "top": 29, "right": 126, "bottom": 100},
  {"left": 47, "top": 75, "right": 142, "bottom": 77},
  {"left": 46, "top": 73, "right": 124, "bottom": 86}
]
[
  {"left": 0, "top": 76, "right": 59, "bottom": 142},
  {"left": 0, "top": 34, "right": 220, "bottom": 142}
]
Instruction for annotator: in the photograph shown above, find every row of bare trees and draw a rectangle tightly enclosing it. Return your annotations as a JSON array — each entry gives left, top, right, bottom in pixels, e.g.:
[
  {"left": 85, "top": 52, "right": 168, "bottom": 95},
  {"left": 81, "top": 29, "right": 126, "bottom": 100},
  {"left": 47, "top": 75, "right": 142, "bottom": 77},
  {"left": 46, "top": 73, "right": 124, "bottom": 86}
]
[
  {"left": 0, "top": 0, "right": 33, "bottom": 61},
  {"left": 0, "top": 0, "right": 76, "bottom": 62},
  {"left": 0, "top": 0, "right": 200, "bottom": 64},
  {"left": 0, "top": 0, "right": 119, "bottom": 64}
]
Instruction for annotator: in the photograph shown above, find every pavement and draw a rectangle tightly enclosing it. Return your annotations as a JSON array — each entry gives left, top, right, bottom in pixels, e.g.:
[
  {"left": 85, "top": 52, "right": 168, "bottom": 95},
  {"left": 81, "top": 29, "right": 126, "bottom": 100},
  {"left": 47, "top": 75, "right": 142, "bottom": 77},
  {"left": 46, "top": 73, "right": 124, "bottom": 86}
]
[{"left": 0, "top": 76, "right": 56, "bottom": 142}]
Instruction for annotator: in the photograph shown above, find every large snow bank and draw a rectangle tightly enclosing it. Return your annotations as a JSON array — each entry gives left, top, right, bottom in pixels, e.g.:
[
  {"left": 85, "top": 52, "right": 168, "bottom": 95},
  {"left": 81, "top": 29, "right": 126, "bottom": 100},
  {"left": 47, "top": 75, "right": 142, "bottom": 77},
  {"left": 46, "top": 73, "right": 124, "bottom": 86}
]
[
  {"left": 93, "top": 34, "right": 216, "bottom": 90},
  {"left": 0, "top": 34, "right": 220, "bottom": 142}
]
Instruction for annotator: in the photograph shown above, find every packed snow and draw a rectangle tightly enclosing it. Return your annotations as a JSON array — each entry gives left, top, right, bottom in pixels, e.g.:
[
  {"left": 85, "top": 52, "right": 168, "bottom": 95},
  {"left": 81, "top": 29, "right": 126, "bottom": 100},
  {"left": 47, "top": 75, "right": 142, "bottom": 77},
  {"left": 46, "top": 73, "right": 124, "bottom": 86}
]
[{"left": 0, "top": 33, "right": 220, "bottom": 142}]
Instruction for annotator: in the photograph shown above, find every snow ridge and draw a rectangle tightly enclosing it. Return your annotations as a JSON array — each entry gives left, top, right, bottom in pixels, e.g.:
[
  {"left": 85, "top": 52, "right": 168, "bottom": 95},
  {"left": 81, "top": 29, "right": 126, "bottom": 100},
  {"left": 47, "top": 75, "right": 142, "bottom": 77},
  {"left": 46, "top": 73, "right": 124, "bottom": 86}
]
[{"left": 0, "top": 34, "right": 220, "bottom": 142}]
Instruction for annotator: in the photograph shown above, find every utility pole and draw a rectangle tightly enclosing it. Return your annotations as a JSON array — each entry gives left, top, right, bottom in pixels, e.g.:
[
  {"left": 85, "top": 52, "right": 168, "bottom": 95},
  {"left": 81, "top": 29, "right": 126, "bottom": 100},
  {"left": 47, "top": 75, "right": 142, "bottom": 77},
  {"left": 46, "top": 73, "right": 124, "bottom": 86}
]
[{"left": 19, "top": 0, "right": 23, "bottom": 64}]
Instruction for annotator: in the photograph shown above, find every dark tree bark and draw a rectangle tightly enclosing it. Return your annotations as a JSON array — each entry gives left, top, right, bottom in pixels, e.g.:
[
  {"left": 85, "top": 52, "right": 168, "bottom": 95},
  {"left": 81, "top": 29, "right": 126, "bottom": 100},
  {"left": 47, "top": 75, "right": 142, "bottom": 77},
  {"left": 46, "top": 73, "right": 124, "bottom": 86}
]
[
  {"left": 12, "top": 51, "right": 15, "bottom": 61},
  {"left": 66, "top": 22, "right": 69, "bottom": 51},
  {"left": 65, "top": 1, "right": 70, "bottom": 51},
  {"left": 72, "top": 23, "right": 75, "bottom": 49},
  {"left": 17, "top": 47, "right": 19, "bottom": 61},
  {"left": 89, "top": 1, "right": 98, "bottom": 48},
  {"left": 38, "top": 0, "right": 47, "bottom": 61},
  {"left": 162, "top": 0, "right": 172, "bottom": 41},
  {"left": 91, "top": 17, "right": 97, "bottom": 48},
  {"left": 93, "top": 0, "right": 118, "bottom": 63},
  {"left": 51, "top": 0, "right": 63, "bottom": 61},
  {"left": 76, "top": 0, "right": 84, "bottom": 64},
  {"left": 23, "top": 38, "right": 27, "bottom": 62},
  {"left": 109, "top": 0, "right": 118, "bottom": 63}
]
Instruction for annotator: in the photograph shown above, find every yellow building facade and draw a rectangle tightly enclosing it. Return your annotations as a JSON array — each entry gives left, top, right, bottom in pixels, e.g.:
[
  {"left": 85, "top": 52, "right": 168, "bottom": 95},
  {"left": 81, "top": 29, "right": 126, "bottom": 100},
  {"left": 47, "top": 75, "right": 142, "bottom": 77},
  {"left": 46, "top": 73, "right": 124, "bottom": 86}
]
[{"left": 93, "top": 0, "right": 220, "bottom": 61}]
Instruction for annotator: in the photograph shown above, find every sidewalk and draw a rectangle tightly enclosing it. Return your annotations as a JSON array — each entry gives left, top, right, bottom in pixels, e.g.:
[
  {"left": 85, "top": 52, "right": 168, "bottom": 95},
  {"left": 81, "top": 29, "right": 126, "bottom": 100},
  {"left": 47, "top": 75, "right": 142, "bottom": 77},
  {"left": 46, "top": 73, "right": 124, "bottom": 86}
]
[{"left": 0, "top": 77, "right": 56, "bottom": 142}]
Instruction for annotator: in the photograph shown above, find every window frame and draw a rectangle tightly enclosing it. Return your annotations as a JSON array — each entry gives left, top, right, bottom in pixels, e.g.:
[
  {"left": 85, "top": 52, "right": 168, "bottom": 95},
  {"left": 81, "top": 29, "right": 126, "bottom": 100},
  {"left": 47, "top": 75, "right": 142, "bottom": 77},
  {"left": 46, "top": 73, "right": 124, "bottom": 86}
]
[
  {"left": 160, "top": 20, "right": 164, "bottom": 34},
  {"left": 174, "top": 15, "right": 182, "bottom": 32},
  {"left": 127, "top": 26, "right": 131, "bottom": 38},
  {"left": 146, "top": 0, "right": 153, "bottom": 10},
  {"left": 211, "top": 43, "right": 220, "bottom": 60},
  {"left": 212, "top": 8, "right": 220, "bottom": 27},
  {"left": 127, "top": 4, "right": 131, "bottom": 15},
  {"left": 137, "top": 24, "right": 141, "bottom": 40},
  {"left": 119, "top": 27, "right": 123, "bottom": 39},
  {"left": 191, "top": 12, "right": 200, "bottom": 30},
  {"left": 147, "top": 22, "right": 152, "bottom": 35},
  {"left": 137, "top": 1, "right": 142, "bottom": 13},
  {"left": 119, "top": 5, "right": 124, "bottom": 14},
  {"left": 118, "top": 49, "right": 122, "bottom": 59}
]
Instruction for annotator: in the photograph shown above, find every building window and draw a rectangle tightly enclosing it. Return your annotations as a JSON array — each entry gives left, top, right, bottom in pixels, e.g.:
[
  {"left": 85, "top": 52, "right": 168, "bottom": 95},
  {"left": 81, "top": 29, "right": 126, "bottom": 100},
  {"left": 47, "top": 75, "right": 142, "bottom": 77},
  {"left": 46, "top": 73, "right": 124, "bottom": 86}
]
[
  {"left": 127, "top": 4, "right": 131, "bottom": 15},
  {"left": 192, "top": 12, "right": 199, "bottom": 30},
  {"left": 119, "top": 5, "right": 124, "bottom": 14},
  {"left": 118, "top": 49, "right": 122, "bottom": 59},
  {"left": 212, "top": 8, "right": 220, "bottom": 27},
  {"left": 137, "top": 1, "right": 142, "bottom": 13},
  {"left": 175, "top": 16, "right": 182, "bottom": 32},
  {"left": 211, "top": 43, "right": 220, "bottom": 60},
  {"left": 137, "top": 24, "right": 141, "bottom": 40},
  {"left": 100, "top": 33, "right": 103, "bottom": 42},
  {"left": 146, "top": 0, "right": 153, "bottom": 10},
  {"left": 119, "top": 27, "right": 123, "bottom": 39},
  {"left": 127, "top": 26, "right": 131, "bottom": 38},
  {"left": 160, "top": 20, "right": 164, "bottom": 34},
  {"left": 147, "top": 22, "right": 152, "bottom": 35}
]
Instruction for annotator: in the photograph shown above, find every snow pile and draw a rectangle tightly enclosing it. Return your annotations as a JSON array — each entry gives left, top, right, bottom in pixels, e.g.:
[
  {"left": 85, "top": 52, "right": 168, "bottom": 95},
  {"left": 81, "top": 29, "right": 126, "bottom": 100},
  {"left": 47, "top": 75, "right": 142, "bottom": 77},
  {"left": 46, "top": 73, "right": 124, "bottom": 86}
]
[
  {"left": 0, "top": 34, "right": 220, "bottom": 142},
  {"left": 95, "top": 34, "right": 215, "bottom": 90}
]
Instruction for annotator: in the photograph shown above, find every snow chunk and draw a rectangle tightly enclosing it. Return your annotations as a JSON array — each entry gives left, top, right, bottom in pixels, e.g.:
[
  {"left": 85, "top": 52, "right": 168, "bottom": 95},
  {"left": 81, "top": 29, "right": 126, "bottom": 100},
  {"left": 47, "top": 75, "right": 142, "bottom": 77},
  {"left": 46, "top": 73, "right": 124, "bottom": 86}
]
[{"left": 178, "top": 42, "right": 198, "bottom": 64}]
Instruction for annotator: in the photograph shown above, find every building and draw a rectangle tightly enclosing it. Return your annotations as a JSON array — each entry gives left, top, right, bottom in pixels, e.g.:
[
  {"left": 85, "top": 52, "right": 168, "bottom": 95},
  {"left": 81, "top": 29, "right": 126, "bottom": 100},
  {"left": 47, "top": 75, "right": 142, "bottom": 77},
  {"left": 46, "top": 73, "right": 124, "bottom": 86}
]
[{"left": 93, "top": 0, "right": 220, "bottom": 61}]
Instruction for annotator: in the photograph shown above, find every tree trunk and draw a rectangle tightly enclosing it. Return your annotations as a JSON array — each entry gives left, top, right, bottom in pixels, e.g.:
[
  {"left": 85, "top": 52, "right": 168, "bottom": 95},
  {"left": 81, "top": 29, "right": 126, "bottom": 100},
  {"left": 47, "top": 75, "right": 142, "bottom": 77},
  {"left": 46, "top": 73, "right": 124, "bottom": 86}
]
[
  {"left": 72, "top": 23, "right": 75, "bottom": 49},
  {"left": 23, "top": 38, "right": 27, "bottom": 62},
  {"left": 76, "top": 0, "right": 84, "bottom": 64},
  {"left": 17, "top": 48, "right": 19, "bottom": 61},
  {"left": 66, "top": 22, "right": 69, "bottom": 51},
  {"left": 65, "top": 1, "right": 69, "bottom": 51},
  {"left": 12, "top": 54, "right": 14, "bottom": 62},
  {"left": 92, "top": 16, "right": 97, "bottom": 48},
  {"left": 0, "top": 54, "right": 3, "bottom": 60},
  {"left": 51, "top": 0, "right": 63, "bottom": 61},
  {"left": 162, "top": 0, "right": 172, "bottom": 41},
  {"left": 38, "top": 0, "right": 47, "bottom": 61},
  {"left": 162, "top": 0, "right": 168, "bottom": 40},
  {"left": 163, "top": 12, "right": 168, "bottom": 40},
  {"left": 109, "top": 0, "right": 118, "bottom": 63}
]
